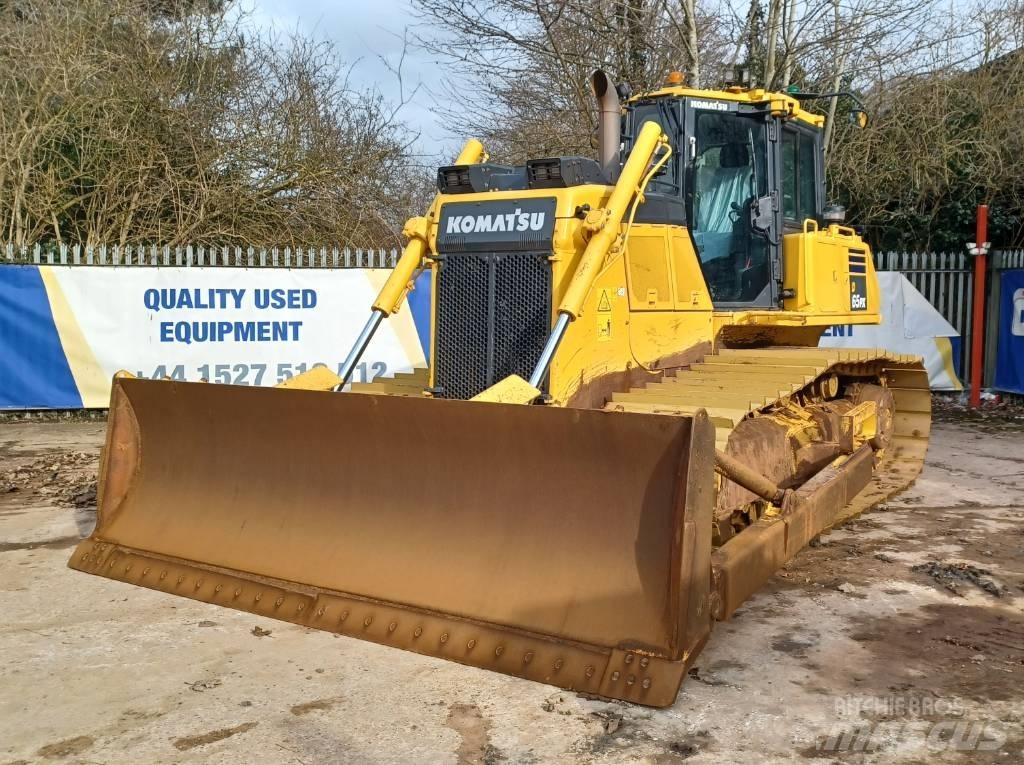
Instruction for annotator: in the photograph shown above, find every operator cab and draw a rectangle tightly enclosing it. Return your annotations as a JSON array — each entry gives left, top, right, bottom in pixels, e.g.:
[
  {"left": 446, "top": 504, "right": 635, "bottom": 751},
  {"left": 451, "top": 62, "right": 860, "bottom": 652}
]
[{"left": 624, "top": 88, "right": 825, "bottom": 308}]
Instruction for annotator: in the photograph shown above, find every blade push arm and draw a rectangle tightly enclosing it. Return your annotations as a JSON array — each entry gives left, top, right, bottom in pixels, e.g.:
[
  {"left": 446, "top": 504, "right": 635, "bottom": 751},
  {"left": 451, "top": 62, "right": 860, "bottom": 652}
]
[
  {"left": 526, "top": 121, "right": 670, "bottom": 389},
  {"left": 475, "top": 121, "right": 670, "bottom": 404}
]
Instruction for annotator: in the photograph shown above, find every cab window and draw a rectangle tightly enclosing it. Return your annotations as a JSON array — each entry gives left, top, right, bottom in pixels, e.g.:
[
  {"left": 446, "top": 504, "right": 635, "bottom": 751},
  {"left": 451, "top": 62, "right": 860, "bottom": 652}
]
[
  {"left": 782, "top": 128, "right": 819, "bottom": 224},
  {"left": 690, "top": 109, "right": 770, "bottom": 303},
  {"left": 629, "top": 102, "right": 681, "bottom": 195}
]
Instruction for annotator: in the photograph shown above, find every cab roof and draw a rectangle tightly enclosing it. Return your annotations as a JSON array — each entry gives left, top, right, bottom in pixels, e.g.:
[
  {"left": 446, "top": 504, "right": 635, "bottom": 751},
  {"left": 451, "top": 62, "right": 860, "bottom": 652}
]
[{"left": 629, "top": 85, "right": 825, "bottom": 129}]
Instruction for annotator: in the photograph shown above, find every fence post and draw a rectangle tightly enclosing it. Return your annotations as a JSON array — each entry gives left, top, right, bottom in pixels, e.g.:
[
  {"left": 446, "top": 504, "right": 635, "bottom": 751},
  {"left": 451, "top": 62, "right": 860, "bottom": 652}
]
[{"left": 969, "top": 205, "right": 990, "bottom": 407}]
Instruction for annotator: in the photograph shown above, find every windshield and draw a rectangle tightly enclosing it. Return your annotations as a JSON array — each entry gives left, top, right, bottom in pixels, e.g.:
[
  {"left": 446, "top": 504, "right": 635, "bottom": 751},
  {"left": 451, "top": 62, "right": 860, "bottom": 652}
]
[{"left": 693, "top": 112, "right": 767, "bottom": 237}]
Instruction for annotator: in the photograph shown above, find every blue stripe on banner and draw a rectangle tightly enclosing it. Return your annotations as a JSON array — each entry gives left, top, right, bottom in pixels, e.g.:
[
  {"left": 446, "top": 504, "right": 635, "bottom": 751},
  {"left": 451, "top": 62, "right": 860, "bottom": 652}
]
[
  {"left": 0, "top": 266, "right": 83, "bottom": 409},
  {"left": 408, "top": 270, "right": 432, "bottom": 362},
  {"left": 994, "top": 269, "right": 1024, "bottom": 394},
  {"left": 949, "top": 336, "right": 963, "bottom": 381}
]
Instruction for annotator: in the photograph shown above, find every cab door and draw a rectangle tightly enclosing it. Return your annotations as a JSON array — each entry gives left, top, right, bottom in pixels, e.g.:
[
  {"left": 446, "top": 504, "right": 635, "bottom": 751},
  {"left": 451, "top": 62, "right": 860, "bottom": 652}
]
[{"left": 684, "top": 102, "right": 780, "bottom": 308}]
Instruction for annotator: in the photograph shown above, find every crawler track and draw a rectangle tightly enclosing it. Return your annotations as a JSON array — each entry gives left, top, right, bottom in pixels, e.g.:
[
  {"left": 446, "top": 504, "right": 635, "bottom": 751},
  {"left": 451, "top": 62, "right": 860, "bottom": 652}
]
[{"left": 604, "top": 346, "right": 931, "bottom": 527}]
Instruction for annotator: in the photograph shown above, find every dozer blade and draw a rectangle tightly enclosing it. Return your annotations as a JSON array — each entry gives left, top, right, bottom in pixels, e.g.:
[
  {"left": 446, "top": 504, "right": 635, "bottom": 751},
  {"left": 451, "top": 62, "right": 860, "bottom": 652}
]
[{"left": 70, "top": 377, "right": 716, "bottom": 707}]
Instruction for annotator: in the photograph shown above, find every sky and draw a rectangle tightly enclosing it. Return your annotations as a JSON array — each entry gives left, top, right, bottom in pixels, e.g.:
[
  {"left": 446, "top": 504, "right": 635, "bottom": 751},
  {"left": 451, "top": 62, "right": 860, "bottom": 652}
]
[{"left": 242, "top": 0, "right": 459, "bottom": 156}]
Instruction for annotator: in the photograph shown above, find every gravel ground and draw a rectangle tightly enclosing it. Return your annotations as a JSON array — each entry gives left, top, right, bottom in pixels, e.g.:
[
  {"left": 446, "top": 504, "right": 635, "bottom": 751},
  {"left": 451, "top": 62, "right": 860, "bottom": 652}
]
[{"left": 0, "top": 415, "right": 1022, "bottom": 764}]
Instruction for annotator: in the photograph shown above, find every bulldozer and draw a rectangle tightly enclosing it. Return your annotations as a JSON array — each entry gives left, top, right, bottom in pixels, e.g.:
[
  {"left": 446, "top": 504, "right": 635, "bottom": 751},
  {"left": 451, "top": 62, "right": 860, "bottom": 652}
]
[{"left": 70, "top": 71, "right": 930, "bottom": 707}]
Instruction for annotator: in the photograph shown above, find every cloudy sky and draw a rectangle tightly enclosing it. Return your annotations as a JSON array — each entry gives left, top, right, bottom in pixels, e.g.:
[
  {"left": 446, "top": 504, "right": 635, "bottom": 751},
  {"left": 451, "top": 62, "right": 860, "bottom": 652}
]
[{"left": 243, "top": 0, "right": 458, "bottom": 154}]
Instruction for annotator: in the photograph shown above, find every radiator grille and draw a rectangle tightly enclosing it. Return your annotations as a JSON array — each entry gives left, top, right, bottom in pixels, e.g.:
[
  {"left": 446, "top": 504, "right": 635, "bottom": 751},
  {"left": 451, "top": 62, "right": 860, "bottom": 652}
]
[{"left": 434, "top": 251, "right": 552, "bottom": 400}]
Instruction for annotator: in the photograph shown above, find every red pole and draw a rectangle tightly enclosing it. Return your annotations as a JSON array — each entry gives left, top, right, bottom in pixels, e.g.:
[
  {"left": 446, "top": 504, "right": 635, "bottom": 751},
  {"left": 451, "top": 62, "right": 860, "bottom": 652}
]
[{"left": 969, "top": 204, "right": 988, "bottom": 408}]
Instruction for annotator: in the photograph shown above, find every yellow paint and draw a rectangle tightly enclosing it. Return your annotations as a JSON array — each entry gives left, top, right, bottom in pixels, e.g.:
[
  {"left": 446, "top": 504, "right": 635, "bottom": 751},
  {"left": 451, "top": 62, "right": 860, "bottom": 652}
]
[
  {"left": 782, "top": 223, "right": 879, "bottom": 322},
  {"left": 411, "top": 177, "right": 880, "bottom": 405},
  {"left": 276, "top": 365, "right": 342, "bottom": 391},
  {"left": 557, "top": 121, "right": 667, "bottom": 319},
  {"left": 628, "top": 85, "right": 825, "bottom": 128},
  {"left": 471, "top": 375, "right": 541, "bottom": 404},
  {"left": 39, "top": 267, "right": 109, "bottom": 407},
  {"left": 935, "top": 337, "right": 963, "bottom": 391},
  {"left": 365, "top": 269, "right": 389, "bottom": 292},
  {"left": 365, "top": 270, "right": 427, "bottom": 369},
  {"left": 843, "top": 400, "right": 878, "bottom": 448},
  {"left": 624, "top": 229, "right": 676, "bottom": 310},
  {"left": 377, "top": 83, "right": 883, "bottom": 407}
]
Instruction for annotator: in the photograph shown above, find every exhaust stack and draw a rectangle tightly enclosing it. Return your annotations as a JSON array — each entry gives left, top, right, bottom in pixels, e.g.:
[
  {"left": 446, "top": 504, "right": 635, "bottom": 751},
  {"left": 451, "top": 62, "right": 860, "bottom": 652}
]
[{"left": 591, "top": 70, "right": 621, "bottom": 181}]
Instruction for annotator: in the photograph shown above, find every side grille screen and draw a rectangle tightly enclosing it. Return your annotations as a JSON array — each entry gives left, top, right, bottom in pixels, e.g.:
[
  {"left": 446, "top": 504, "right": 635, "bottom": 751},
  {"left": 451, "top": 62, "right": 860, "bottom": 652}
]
[
  {"left": 435, "top": 251, "right": 552, "bottom": 400},
  {"left": 848, "top": 250, "right": 867, "bottom": 274}
]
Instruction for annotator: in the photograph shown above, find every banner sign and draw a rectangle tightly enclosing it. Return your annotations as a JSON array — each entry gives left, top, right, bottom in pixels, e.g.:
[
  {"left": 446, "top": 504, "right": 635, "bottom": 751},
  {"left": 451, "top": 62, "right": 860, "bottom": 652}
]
[
  {"left": 0, "top": 265, "right": 430, "bottom": 409},
  {"left": 820, "top": 272, "right": 962, "bottom": 391},
  {"left": 994, "top": 269, "right": 1024, "bottom": 394},
  {"left": 0, "top": 265, "right": 965, "bottom": 409}
]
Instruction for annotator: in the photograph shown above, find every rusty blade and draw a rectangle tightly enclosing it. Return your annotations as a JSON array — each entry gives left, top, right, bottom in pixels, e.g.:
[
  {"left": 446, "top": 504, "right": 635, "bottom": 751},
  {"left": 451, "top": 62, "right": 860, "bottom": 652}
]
[{"left": 70, "top": 377, "right": 716, "bottom": 706}]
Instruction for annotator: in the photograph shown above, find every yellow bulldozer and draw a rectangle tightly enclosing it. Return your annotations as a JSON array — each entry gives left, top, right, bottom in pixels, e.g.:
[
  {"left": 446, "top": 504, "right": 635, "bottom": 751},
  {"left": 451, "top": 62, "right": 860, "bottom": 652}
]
[{"left": 70, "top": 71, "right": 930, "bottom": 707}]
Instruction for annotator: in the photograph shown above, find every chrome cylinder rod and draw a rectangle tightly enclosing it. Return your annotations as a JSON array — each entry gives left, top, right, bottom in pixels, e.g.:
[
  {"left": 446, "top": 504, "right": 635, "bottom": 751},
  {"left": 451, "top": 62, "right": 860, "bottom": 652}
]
[
  {"left": 336, "top": 309, "right": 386, "bottom": 389},
  {"left": 528, "top": 312, "right": 571, "bottom": 389}
]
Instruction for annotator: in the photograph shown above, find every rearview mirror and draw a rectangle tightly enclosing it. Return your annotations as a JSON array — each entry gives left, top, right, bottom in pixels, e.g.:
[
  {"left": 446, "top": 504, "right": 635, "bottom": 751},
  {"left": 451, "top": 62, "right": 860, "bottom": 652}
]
[
  {"left": 849, "top": 109, "right": 868, "bottom": 129},
  {"left": 750, "top": 195, "right": 773, "bottom": 236}
]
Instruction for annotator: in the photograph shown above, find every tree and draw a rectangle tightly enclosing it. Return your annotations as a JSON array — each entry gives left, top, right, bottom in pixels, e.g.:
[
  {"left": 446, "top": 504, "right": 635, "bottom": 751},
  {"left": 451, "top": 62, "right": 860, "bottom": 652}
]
[
  {"left": 413, "top": 0, "right": 1024, "bottom": 247},
  {"left": 830, "top": 46, "right": 1024, "bottom": 249},
  {"left": 411, "top": 0, "right": 733, "bottom": 162},
  {"left": 0, "top": 0, "right": 425, "bottom": 247}
]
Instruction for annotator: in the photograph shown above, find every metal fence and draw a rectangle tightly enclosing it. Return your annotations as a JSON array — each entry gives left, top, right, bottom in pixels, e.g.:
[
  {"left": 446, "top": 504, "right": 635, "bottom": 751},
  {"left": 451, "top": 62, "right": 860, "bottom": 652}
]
[
  {"left": 874, "top": 249, "right": 1024, "bottom": 385},
  {"left": 875, "top": 250, "right": 974, "bottom": 344},
  {"left": 6, "top": 239, "right": 1023, "bottom": 387},
  {"left": 1, "top": 242, "right": 400, "bottom": 268}
]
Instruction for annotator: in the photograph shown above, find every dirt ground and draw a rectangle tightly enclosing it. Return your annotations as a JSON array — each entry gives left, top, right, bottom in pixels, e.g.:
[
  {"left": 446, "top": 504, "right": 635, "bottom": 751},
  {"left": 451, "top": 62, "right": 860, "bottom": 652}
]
[{"left": 0, "top": 407, "right": 1022, "bottom": 764}]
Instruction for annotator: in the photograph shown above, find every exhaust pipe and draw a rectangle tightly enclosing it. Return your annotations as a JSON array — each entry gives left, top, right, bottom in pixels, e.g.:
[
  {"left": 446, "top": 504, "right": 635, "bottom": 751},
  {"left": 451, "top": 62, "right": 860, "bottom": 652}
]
[{"left": 591, "top": 70, "right": 621, "bottom": 181}]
